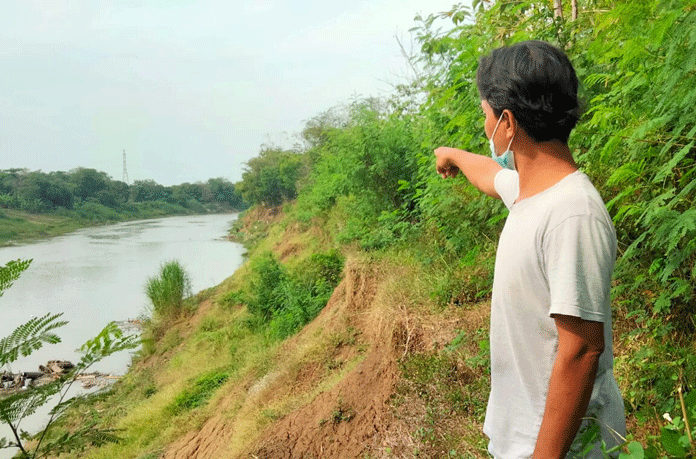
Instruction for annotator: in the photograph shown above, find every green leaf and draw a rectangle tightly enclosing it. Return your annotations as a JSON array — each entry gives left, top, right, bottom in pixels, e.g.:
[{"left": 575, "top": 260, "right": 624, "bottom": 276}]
[
  {"left": 660, "top": 427, "right": 687, "bottom": 457},
  {"left": 0, "top": 259, "right": 32, "bottom": 297},
  {"left": 0, "top": 313, "right": 68, "bottom": 366},
  {"left": 619, "top": 441, "right": 644, "bottom": 459},
  {"left": 654, "top": 141, "right": 696, "bottom": 184}
]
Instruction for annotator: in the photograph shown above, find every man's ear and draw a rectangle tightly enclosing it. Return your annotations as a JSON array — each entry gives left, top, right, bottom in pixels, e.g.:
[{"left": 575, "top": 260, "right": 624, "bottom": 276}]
[{"left": 501, "top": 109, "right": 517, "bottom": 137}]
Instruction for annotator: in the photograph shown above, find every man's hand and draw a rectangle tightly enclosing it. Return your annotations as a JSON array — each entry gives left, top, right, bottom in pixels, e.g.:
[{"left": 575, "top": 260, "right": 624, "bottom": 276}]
[
  {"left": 433, "top": 146, "right": 503, "bottom": 198},
  {"left": 435, "top": 146, "right": 462, "bottom": 178}
]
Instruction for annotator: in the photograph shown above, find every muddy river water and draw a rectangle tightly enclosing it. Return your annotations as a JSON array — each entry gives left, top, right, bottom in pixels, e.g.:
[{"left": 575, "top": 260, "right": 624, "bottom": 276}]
[{"left": 0, "top": 213, "right": 245, "bottom": 454}]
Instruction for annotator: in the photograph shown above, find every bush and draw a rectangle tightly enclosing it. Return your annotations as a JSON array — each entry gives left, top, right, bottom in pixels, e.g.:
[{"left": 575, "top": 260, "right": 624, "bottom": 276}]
[
  {"left": 145, "top": 261, "right": 192, "bottom": 320},
  {"left": 237, "top": 250, "right": 344, "bottom": 338},
  {"left": 74, "top": 201, "right": 121, "bottom": 222}
]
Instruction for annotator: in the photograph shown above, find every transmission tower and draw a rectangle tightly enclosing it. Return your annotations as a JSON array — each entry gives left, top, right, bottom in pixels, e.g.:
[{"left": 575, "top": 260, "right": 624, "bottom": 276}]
[{"left": 122, "top": 149, "right": 129, "bottom": 184}]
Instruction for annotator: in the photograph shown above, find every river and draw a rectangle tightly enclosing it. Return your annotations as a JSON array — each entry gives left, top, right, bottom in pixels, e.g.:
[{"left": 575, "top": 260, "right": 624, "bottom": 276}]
[{"left": 0, "top": 213, "right": 246, "bottom": 455}]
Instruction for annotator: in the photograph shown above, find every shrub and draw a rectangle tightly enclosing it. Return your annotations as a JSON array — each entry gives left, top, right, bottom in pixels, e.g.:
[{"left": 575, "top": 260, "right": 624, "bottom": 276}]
[
  {"left": 237, "top": 250, "right": 344, "bottom": 338},
  {"left": 145, "top": 260, "right": 192, "bottom": 320},
  {"left": 73, "top": 201, "right": 120, "bottom": 222}
]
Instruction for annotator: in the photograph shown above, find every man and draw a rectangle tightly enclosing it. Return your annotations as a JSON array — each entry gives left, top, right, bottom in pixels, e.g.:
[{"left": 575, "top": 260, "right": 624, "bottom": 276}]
[{"left": 434, "top": 41, "right": 626, "bottom": 459}]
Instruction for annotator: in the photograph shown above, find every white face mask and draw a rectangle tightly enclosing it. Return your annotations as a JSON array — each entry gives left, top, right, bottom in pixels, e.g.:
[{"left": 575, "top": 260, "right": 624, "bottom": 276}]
[{"left": 489, "top": 113, "right": 516, "bottom": 170}]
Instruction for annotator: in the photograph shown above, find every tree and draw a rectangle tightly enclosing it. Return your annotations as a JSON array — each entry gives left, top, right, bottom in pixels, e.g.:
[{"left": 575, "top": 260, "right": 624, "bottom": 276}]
[
  {"left": 0, "top": 259, "right": 138, "bottom": 458},
  {"left": 129, "top": 180, "right": 169, "bottom": 202},
  {"left": 205, "top": 178, "right": 243, "bottom": 208},
  {"left": 14, "top": 172, "right": 73, "bottom": 211},
  {"left": 69, "top": 168, "right": 108, "bottom": 201},
  {"left": 553, "top": 0, "right": 563, "bottom": 18},
  {"left": 237, "top": 148, "right": 303, "bottom": 207}
]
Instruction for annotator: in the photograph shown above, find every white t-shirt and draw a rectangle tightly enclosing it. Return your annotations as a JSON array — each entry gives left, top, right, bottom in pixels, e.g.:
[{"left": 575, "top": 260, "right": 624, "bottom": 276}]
[{"left": 484, "top": 169, "right": 626, "bottom": 459}]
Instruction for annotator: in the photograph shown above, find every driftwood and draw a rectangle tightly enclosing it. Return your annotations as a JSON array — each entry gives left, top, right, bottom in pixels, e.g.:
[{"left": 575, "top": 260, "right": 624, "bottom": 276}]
[{"left": 1, "top": 361, "right": 118, "bottom": 394}]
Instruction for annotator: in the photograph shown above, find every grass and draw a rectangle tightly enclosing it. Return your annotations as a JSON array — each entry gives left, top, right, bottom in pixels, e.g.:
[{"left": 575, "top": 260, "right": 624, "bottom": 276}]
[
  {"left": 0, "top": 209, "right": 83, "bottom": 246},
  {"left": 168, "top": 370, "right": 230, "bottom": 414},
  {"left": 56, "top": 301, "right": 277, "bottom": 459},
  {"left": 45, "top": 204, "right": 688, "bottom": 459},
  {"left": 391, "top": 343, "right": 490, "bottom": 459},
  {"left": 145, "top": 260, "right": 193, "bottom": 320},
  {"left": 52, "top": 235, "right": 366, "bottom": 458}
]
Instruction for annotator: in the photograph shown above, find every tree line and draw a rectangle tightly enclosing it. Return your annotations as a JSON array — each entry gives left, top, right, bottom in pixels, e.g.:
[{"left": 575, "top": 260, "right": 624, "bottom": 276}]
[{"left": 0, "top": 168, "right": 245, "bottom": 214}]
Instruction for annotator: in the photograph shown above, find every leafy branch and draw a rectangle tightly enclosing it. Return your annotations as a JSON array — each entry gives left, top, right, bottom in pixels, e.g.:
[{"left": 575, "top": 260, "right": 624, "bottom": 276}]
[{"left": 0, "top": 260, "right": 139, "bottom": 458}]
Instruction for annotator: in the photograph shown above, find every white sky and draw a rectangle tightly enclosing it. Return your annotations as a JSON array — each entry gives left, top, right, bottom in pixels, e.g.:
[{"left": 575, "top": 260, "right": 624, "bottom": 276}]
[{"left": 1, "top": 0, "right": 465, "bottom": 186}]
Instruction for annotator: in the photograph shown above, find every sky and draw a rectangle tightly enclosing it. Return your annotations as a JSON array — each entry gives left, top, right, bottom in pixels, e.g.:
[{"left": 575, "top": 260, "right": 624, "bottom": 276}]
[{"left": 1, "top": 0, "right": 466, "bottom": 186}]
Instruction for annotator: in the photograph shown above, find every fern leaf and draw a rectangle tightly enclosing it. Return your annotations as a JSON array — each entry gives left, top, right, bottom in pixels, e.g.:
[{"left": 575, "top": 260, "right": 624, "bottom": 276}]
[
  {"left": 653, "top": 141, "right": 695, "bottom": 184},
  {"left": 0, "top": 260, "right": 32, "bottom": 298},
  {"left": 0, "top": 313, "right": 68, "bottom": 367}
]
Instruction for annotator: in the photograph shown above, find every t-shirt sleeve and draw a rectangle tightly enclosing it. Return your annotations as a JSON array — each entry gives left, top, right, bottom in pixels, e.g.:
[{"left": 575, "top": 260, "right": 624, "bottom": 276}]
[
  {"left": 493, "top": 169, "right": 519, "bottom": 209},
  {"left": 543, "top": 215, "right": 615, "bottom": 323}
]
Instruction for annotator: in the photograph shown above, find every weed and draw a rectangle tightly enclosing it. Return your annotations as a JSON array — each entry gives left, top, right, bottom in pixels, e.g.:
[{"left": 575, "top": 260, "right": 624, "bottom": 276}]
[
  {"left": 168, "top": 370, "right": 230, "bottom": 414},
  {"left": 136, "top": 451, "right": 164, "bottom": 459},
  {"left": 331, "top": 402, "right": 355, "bottom": 424},
  {"left": 262, "top": 409, "right": 281, "bottom": 420},
  {"left": 392, "top": 331, "right": 490, "bottom": 458}
]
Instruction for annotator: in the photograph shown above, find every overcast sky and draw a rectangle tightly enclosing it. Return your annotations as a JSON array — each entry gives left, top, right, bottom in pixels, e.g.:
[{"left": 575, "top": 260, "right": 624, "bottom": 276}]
[{"left": 1, "top": 0, "right": 465, "bottom": 186}]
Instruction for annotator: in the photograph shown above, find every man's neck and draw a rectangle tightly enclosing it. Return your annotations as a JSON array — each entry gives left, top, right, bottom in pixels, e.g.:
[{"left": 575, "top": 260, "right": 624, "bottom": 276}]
[{"left": 515, "top": 139, "right": 577, "bottom": 203}]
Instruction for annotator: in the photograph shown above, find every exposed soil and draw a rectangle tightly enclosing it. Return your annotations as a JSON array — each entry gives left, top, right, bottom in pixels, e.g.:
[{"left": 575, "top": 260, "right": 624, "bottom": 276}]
[
  {"left": 158, "top": 258, "right": 491, "bottom": 459},
  {"left": 243, "top": 260, "right": 399, "bottom": 459}
]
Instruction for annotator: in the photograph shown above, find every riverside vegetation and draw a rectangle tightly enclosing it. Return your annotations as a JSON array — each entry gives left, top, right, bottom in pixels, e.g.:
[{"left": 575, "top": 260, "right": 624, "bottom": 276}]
[
  {"left": 2, "top": 0, "right": 695, "bottom": 457},
  {"left": 0, "top": 169, "right": 245, "bottom": 246},
  {"left": 0, "top": 260, "right": 139, "bottom": 458}
]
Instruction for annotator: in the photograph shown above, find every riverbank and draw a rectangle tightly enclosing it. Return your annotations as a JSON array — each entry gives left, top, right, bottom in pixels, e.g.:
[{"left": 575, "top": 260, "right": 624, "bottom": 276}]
[
  {"left": 0, "top": 203, "right": 241, "bottom": 247},
  {"left": 0, "top": 213, "right": 247, "bottom": 459}
]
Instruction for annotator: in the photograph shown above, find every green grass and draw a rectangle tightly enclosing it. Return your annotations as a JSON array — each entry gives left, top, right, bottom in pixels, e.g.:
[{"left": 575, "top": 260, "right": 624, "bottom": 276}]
[
  {"left": 0, "top": 209, "right": 83, "bottom": 246},
  {"left": 168, "top": 370, "right": 230, "bottom": 414},
  {"left": 145, "top": 260, "right": 193, "bottom": 320}
]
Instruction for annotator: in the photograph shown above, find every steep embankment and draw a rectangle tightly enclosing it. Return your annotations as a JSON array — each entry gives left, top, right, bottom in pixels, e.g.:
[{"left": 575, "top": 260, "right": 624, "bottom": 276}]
[{"left": 155, "top": 256, "right": 490, "bottom": 459}]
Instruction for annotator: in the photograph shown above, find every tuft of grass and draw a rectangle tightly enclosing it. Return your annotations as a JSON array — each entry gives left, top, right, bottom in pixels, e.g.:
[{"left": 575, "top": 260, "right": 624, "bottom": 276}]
[
  {"left": 168, "top": 370, "right": 230, "bottom": 414},
  {"left": 145, "top": 260, "right": 192, "bottom": 320}
]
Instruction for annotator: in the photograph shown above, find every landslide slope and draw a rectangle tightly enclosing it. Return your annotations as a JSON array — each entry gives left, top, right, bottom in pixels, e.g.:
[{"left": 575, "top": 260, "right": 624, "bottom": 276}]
[
  {"left": 53, "top": 210, "right": 492, "bottom": 459},
  {"left": 159, "top": 257, "right": 491, "bottom": 459}
]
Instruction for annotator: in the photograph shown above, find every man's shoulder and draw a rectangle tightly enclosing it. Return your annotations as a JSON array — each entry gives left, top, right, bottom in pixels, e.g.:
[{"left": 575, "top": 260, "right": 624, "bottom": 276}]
[{"left": 546, "top": 171, "right": 610, "bottom": 221}]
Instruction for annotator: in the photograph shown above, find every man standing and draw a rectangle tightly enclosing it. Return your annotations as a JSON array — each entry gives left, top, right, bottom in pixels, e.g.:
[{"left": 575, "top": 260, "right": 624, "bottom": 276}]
[{"left": 434, "top": 41, "right": 626, "bottom": 459}]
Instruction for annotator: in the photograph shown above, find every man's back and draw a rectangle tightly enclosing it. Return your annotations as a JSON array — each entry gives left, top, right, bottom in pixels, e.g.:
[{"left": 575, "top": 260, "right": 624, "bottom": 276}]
[{"left": 485, "top": 170, "right": 625, "bottom": 459}]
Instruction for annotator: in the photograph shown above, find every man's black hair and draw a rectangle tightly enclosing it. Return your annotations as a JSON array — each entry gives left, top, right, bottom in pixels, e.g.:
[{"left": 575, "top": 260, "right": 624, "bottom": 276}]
[{"left": 476, "top": 40, "right": 581, "bottom": 143}]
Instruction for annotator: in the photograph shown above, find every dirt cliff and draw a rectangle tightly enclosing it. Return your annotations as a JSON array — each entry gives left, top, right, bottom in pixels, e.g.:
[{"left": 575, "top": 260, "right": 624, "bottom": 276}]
[{"left": 158, "top": 257, "right": 490, "bottom": 459}]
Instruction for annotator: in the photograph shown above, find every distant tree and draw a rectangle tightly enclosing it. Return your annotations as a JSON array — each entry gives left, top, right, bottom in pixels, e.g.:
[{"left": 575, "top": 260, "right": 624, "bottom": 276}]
[
  {"left": 197, "top": 181, "right": 214, "bottom": 203},
  {"left": 16, "top": 172, "right": 73, "bottom": 210},
  {"left": 108, "top": 180, "right": 130, "bottom": 205},
  {"left": 0, "top": 169, "right": 25, "bottom": 195},
  {"left": 129, "top": 180, "right": 169, "bottom": 202},
  {"left": 300, "top": 107, "right": 348, "bottom": 151},
  {"left": 168, "top": 182, "right": 203, "bottom": 206},
  {"left": 206, "top": 178, "right": 241, "bottom": 206},
  {"left": 238, "top": 147, "right": 303, "bottom": 207},
  {"left": 69, "top": 168, "right": 108, "bottom": 201}
]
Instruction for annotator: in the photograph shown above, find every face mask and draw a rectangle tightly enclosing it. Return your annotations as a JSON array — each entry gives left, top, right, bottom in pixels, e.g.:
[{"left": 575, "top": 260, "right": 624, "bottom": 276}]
[{"left": 489, "top": 113, "right": 516, "bottom": 170}]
